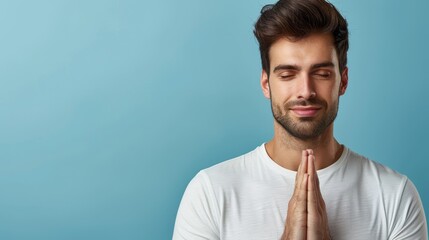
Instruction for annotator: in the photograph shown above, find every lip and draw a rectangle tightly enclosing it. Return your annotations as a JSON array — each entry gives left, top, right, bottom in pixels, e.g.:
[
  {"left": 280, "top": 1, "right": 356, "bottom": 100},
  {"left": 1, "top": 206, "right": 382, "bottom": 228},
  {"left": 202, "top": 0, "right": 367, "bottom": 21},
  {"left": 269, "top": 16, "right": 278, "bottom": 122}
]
[{"left": 290, "top": 106, "right": 322, "bottom": 117}]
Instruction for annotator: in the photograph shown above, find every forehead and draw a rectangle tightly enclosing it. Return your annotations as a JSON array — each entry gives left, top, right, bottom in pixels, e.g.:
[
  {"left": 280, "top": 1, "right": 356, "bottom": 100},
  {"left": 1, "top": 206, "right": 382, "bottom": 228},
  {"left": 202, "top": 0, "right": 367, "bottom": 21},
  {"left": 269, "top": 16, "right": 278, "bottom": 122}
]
[{"left": 269, "top": 33, "right": 339, "bottom": 71}]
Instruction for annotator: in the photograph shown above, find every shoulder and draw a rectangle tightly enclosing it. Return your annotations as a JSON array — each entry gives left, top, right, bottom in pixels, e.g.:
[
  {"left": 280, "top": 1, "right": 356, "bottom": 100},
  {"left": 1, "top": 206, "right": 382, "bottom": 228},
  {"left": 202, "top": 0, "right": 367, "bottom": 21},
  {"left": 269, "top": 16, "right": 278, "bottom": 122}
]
[
  {"left": 181, "top": 145, "right": 261, "bottom": 190},
  {"left": 345, "top": 149, "right": 408, "bottom": 190},
  {"left": 173, "top": 146, "right": 263, "bottom": 239},
  {"left": 346, "top": 149, "right": 426, "bottom": 221},
  {"left": 200, "top": 145, "right": 262, "bottom": 182},
  {"left": 183, "top": 144, "right": 271, "bottom": 204},
  {"left": 344, "top": 149, "right": 427, "bottom": 238}
]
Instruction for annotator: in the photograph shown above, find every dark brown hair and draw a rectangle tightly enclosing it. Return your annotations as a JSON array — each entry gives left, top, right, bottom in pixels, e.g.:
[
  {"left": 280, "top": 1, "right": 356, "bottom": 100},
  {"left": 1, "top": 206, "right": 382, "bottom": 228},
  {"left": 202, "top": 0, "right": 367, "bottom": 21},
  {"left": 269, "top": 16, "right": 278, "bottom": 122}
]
[{"left": 254, "top": 0, "right": 349, "bottom": 75}]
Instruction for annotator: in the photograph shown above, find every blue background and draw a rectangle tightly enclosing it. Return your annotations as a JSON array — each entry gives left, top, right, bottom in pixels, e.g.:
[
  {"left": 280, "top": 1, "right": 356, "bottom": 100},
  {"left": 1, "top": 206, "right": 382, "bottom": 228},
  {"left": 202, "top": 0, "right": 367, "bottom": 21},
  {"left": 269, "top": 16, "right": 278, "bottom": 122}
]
[{"left": 0, "top": 0, "right": 427, "bottom": 239}]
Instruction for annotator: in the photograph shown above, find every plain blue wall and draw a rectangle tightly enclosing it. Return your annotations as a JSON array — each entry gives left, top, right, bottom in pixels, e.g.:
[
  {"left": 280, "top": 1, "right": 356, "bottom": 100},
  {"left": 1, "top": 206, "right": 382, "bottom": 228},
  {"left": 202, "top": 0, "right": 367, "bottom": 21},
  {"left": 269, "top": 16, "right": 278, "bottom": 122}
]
[{"left": 0, "top": 0, "right": 427, "bottom": 239}]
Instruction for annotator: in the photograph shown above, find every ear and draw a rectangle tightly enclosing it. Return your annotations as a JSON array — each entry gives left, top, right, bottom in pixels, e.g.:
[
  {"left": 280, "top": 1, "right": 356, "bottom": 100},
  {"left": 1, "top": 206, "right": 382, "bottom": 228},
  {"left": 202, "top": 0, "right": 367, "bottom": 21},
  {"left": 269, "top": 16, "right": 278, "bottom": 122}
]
[
  {"left": 339, "top": 67, "right": 348, "bottom": 96},
  {"left": 261, "top": 70, "right": 271, "bottom": 99}
]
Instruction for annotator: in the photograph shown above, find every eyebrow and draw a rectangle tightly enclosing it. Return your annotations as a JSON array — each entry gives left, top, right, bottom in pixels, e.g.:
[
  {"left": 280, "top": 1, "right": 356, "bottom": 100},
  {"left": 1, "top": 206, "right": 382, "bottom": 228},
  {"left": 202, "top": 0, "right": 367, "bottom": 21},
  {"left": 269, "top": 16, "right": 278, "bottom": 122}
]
[
  {"left": 272, "top": 61, "right": 335, "bottom": 73},
  {"left": 273, "top": 64, "right": 300, "bottom": 73},
  {"left": 310, "top": 61, "right": 335, "bottom": 69}
]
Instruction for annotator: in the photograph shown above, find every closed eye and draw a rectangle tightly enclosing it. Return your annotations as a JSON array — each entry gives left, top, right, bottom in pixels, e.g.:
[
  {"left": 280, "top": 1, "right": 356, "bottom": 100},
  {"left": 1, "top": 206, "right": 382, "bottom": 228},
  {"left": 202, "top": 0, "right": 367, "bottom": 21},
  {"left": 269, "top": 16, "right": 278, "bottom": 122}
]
[
  {"left": 279, "top": 74, "right": 293, "bottom": 80},
  {"left": 277, "top": 71, "right": 297, "bottom": 80},
  {"left": 316, "top": 73, "right": 330, "bottom": 77},
  {"left": 313, "top": 70, "right": 332, "bottom": 79}
]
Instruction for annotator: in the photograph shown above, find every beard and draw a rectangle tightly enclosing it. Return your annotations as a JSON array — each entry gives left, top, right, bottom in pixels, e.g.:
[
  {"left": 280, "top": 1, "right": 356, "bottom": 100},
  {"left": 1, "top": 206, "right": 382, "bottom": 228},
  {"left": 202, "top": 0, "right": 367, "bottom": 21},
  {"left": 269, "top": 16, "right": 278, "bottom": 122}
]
[{"left": 271, "top": 97, "right": 339, "bottom": 140}]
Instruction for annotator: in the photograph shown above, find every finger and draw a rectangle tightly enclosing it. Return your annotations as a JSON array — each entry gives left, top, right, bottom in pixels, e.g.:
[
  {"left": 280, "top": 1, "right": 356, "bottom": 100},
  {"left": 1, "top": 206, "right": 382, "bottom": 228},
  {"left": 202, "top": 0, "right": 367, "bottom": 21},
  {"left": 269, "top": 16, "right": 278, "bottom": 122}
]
[
  {"left": 295, "top": 150, "right": 308, "bottom": 190},
  {"left": 299, "top": 150, "right": 309, "bottom": 174},
  {"left": 307, "top": 155, "right": 321, "bottom": 240},
  {"left": 302, "top": 150, "right": 309, "bottom": 174},
  {"left": 315, "top": 172, "right": 326, "bottom": 211},
  {"left": 307, "top": 152, "right": 315, "bottom": 176},
  {"left": 290, "top": 172, "right": 308, "bottom": 220},
  {"left": 311, "top": 155, "right": 327, "bottom": 216},
  {"left": 307, "top": 155, "right": 318, "bottom": 209},
  {"left": 307, "top": 154, "right": 317, "bottom": 195},
  {"left": 297, "top": 173, "right": 308, "bottom": 204},
  {"left": 307, "top": 154, "right": 320, "bottom": 199},
  {"left": 309, "top": 155, "right": 324, "bottom": 208}
]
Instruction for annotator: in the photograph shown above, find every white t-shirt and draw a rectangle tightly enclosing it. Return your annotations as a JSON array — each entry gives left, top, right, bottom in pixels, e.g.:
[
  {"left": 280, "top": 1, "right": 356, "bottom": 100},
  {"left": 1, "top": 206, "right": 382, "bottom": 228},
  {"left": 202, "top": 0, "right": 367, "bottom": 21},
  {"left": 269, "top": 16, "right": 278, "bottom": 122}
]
[{"left": 173, "top": 144, "right": 428, "bottom": 240}]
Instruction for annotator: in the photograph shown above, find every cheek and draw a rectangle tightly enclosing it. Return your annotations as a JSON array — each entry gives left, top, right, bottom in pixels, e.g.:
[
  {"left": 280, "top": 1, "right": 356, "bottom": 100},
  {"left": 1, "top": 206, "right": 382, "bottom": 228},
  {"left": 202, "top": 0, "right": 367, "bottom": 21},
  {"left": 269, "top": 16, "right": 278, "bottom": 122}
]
[
  {"left": 270, "top": 83, "right": 294, "bottom": 101},
  {"left": 318, "top": 82, "right": 340, "bottom": 101}
]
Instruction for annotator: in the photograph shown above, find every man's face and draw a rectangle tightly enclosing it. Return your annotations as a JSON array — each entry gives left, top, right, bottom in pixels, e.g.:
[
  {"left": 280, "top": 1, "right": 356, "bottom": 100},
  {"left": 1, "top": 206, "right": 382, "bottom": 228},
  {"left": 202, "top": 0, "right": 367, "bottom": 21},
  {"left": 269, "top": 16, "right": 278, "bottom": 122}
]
[{"left": 261, "top": 33, "right": 348, "bottom": 140}]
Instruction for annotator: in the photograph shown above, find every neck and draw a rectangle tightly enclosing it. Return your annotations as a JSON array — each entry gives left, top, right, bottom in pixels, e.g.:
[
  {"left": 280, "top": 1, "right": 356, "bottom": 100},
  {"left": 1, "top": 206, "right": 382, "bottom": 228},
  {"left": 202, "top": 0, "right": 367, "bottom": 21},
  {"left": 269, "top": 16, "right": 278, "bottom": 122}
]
[{"left": 265, "top": 121, "right": 343, "bottom": 171}]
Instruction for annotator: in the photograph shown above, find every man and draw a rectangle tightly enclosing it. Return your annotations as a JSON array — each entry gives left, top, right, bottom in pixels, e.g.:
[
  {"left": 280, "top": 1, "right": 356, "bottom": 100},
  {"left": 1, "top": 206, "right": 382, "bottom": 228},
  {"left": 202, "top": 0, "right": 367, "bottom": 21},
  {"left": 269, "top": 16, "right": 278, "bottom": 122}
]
[{"left": 173, "top": 0, "right": 428, "bottom": 239}]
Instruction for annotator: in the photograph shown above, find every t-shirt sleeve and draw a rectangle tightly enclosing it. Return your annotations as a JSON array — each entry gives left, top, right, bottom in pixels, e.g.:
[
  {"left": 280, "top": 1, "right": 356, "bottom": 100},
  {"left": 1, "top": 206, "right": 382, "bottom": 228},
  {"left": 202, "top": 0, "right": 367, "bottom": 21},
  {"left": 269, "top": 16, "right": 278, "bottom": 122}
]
[
  {"left": 389, "top": 178, "right": 428, "bottom": 240},
  {"left": 173, "top": 171, "right": 220, "bottom": 240}
]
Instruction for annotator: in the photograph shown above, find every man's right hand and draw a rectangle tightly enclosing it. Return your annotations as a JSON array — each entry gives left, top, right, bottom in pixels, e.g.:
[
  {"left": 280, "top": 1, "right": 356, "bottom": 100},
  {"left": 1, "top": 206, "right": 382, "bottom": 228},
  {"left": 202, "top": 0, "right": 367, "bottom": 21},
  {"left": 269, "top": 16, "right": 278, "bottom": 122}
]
[{"left": 281, "top": 150, "right": 310, "bottom": 240}]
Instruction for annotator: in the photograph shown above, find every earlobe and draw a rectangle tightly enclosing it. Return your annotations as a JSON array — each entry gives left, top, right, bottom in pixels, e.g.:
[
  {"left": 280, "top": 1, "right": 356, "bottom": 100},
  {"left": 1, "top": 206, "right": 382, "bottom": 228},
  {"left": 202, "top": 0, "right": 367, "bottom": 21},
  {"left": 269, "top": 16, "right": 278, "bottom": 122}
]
[
  {"left": 261, "top": 70, "right": 271, "bottom": 99},
  {"left": 339, "top": 67, "right": 348, "bottom": 96}
]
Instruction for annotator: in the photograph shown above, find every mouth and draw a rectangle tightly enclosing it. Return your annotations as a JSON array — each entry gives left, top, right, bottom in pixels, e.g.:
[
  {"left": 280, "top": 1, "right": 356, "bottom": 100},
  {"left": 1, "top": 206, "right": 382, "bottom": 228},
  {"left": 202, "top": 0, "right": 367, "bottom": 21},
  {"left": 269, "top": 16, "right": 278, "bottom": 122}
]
[{"left": 290, "top": 106, "right": 322, "bottom": 118}]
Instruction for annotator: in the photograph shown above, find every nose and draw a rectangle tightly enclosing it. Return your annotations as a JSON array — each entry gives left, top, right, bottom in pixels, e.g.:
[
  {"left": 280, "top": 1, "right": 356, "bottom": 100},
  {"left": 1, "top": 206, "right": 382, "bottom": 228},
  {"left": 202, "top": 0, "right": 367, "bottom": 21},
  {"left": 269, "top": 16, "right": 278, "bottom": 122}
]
[{"left": 297, "top": 74, "right": 316, "bottom": 99}]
